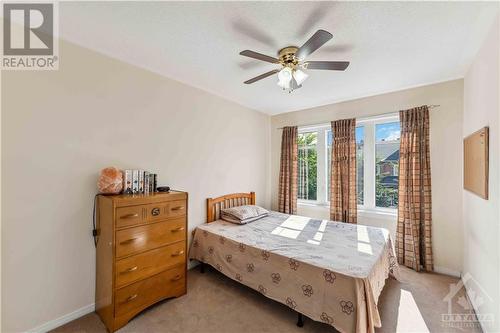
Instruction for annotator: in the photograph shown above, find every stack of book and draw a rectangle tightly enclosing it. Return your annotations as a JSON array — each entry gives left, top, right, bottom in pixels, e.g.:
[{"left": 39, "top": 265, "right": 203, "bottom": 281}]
[{"left": 122, "top": 170, "right": 158, "bottom": 194}]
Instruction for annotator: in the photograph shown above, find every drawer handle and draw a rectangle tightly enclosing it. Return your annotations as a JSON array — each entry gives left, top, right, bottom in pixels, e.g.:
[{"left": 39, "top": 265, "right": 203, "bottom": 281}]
[
  {"left": 124, "top": 294, "right": 138, "bottom": 303},
  {"left": 171, "top": 227, "right": 185, "bottom": 232},
  {"left": 171, "top": 250, "right": 184, "bottom": 257},
  {"left": 120, "top": 266, "right": 138, "bottom": 274},
  {"left": 151, "top": 207, "right": 160, "bottom": 216},
  {"left": 171, "top": 206, "right": 184, "bottom": 211},
  {"left": 120, "top": 237, "right": 138, "bottom": 245},
  {"left": 170, "top": 275, "right": 182, "bottom": 282},
  {"left": 120, "top": 213, "right": 139, "bottom": 219}
]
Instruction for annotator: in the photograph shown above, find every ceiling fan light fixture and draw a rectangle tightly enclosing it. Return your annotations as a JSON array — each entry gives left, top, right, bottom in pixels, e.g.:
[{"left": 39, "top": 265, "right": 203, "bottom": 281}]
[
  {"left": 240, "top": 30, "right": 349, "bottom": 91},
  {"left": 293, "top": 69, "right": 308, "bottom": 86},
  {"left": 277, "top": 80, "right": 289, "bottom": 90},
  {"left": 278, "top": 67, "right": 292, "bottom": 83},
  {"left": 277, "top": 67, "right": 292, "bottom": 90}
]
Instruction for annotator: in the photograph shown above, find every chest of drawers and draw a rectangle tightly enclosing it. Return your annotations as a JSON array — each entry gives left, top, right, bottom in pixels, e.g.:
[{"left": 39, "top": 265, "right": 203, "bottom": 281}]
[{"left": 95, "top": 191, "right": 188, "bottom": 332}]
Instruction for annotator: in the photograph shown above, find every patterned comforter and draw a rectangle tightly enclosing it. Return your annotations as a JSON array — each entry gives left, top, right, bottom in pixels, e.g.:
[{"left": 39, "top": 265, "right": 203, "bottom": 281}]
[{"left": 189, "top": 211, "right": 399, "bottom": 333}]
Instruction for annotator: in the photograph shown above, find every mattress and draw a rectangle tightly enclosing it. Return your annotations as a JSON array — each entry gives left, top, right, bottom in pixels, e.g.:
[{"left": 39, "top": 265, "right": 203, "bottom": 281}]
[{"left": 189, "top": 211, "right": 399, "bottom": 333}]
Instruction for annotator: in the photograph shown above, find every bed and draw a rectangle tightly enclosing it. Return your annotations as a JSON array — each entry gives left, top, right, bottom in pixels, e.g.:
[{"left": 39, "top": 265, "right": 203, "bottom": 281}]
[{"left": 189, "top": 192, "right": 399, "bottom": 333}]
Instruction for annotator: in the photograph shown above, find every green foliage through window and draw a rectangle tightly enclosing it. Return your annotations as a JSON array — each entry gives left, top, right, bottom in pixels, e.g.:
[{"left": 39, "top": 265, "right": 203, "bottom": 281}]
[
  {"left": 298, "top": 132, "right": 317, "bottom": 201},
  {"left": 375, "top": 122, "right": 400, "bottom": 209}
]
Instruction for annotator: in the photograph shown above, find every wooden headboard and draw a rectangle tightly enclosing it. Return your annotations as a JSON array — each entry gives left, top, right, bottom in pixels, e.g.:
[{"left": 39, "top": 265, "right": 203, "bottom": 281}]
[{"left": 207, "top": 192, "right": 256, "bottom": 223}]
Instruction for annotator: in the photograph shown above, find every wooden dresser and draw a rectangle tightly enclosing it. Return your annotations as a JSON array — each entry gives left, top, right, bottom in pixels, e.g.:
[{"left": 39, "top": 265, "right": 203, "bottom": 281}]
[{"left": 96, "top": 191, "right": 188, "bottom": 332}]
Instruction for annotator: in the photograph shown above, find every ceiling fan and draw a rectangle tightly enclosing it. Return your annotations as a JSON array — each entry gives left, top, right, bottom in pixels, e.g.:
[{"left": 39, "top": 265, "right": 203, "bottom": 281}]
[{"left": 239, "top": 29, "right": 349, "bottom": 93}]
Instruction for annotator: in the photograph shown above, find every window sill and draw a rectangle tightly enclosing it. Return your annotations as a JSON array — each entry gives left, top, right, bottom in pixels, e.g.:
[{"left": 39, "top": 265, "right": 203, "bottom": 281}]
[
  {"left": 297, "top": 202, "right": 397, "bottom": 219},
  {"left": 358, "top": 208, "right": 397, "bottom": 218},
  {"left": 297, "top": 200, "right": 328, "bottom": 207}
]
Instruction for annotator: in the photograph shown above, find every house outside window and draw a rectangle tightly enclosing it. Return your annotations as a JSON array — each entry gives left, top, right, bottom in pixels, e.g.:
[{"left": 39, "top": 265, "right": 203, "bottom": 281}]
[{"left": 374, "top": 121, "right": 400, "bottom": 209}]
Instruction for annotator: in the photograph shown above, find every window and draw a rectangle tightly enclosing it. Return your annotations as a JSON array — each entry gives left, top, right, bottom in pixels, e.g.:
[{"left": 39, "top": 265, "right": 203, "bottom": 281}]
[
  {"left": 298, "top": 132, "right": 318, "bottom": 201},
  {"left": 327, "top": 130, "right": 332, "bottom": 200},
  {"left": 356, "top": 127, "right": 365, "bottom": 205},
  {"left": 375, "top": 122, "right": 400, "bottom": 208},
  {"left": 356, "top": 115, "right": 400, "bottom": 212},
  {"left": 297, "top": 114, "right": 400, "bottom": 213},
  {"left": 298, "top": 125, "right": 364, "bottom": 205}
]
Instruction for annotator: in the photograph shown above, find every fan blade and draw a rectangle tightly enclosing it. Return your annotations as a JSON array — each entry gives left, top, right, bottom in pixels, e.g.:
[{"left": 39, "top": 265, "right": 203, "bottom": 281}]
[
  {"left": 239, "top": 50, "right": 279, "bottom": 64},
  {"left": 304, "top": 61, "right": 350, "bottom": 71},
  {"left": 244, "top": 69, "right": 280, "bottom": 84},
  {"left": 295, "top": 29, "right": 333, "bottom": 60}
]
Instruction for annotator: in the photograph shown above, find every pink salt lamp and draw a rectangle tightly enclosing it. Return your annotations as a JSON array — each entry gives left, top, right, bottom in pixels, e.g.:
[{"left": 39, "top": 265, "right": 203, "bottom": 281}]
[{"left": 98, "top": 167, "right": 123, "bottom": 194}]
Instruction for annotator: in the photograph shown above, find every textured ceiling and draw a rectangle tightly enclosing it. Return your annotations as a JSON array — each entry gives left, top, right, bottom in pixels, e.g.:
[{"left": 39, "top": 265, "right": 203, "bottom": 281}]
[{"left": 59, "top": 2, "right": 499, "bottom": 115}]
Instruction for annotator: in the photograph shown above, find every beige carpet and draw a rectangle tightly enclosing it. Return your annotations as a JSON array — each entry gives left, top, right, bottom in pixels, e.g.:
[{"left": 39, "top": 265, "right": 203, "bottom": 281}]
[{"left": 53, "top": 266, "right": 481, "bottom": 333}]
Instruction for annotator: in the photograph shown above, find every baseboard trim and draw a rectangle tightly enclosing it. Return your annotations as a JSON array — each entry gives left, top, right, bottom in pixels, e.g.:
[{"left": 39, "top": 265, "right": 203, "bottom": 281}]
[
  {"left": 434, "top": 266, "right": 461, "bottom": 278},
  {"left": 28, "top": 303, "right": 95, "bottom": 333},
  {"left": 463, "top": 278, "right": 488, "bottom": 333},
  {"left": 27, "top": 263, "right": 202, "bottom": 332}
]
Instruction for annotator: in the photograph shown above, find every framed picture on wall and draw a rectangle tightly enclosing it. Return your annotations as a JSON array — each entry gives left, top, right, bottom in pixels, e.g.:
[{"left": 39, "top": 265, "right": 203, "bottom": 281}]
[{"left": 463, "top": 126, "right": 489, "bottom": 199}]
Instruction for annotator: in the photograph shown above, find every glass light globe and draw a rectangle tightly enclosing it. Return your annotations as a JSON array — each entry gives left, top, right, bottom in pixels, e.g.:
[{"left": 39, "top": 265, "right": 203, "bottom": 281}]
[
  {"left": 293, "top": 69, "right": 308, "bottom": 86},
  {"left": 277, "top": 81, "right": 289, "bottom": 90},
  {"left": 278, "top": 67, "right": 292, "bottom": 83}
]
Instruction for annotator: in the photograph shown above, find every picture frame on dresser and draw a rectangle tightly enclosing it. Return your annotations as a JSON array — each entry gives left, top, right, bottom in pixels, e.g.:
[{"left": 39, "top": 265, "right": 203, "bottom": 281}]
[{"left": 95, "top": 191, "right": 188, "bottom": 332}]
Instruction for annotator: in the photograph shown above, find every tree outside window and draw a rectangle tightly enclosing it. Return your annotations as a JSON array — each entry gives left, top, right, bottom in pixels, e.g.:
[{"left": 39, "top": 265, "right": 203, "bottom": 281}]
[
  {"left": 375, "top": 122, "right": 400, "bottom": 208},
  {"left": 297, "top": 132, "right": 317, "bottom": 201}
]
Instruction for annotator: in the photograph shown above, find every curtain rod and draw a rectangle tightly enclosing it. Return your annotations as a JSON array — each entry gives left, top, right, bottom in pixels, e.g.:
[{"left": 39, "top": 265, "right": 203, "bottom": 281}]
[{"left": 276, "top": 104, "right": 440, "bottom": 130}]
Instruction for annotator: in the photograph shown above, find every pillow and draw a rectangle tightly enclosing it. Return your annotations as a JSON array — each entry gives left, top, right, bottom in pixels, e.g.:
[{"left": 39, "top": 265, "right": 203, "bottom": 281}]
[
  {"left": 220, "top": 213, "right": 266, "bottom": 225},
  {"left": 220, "top": 205, "right": 269, "bottom": 224}
]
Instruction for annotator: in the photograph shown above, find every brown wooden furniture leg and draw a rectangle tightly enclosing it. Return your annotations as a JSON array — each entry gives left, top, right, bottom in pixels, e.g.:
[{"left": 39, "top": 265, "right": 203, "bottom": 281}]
[{"left": 297, "top": 312, "right": 304, "bottom": 327}]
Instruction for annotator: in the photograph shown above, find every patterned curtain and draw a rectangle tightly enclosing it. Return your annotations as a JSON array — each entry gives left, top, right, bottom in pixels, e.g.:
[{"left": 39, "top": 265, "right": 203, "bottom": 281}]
[
  {"left": 330, "top": 119, "right": 357, "bottom": 223},
  {"left": 278, "top": 126, "right": 298, "bottom": 214},
  {"left": 396, "top": 106, "right": 433, "bottom": 272}
]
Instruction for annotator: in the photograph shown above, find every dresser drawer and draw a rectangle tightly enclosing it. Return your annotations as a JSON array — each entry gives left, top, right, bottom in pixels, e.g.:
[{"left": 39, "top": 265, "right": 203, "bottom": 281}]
[
  {"left": 144, "top": 202, "right": 169, "bottom": 222},
  {"left": 115, "top": 266, "right": 185, "bottom": 318},
  {"left": 146, "top": 200, "right": 186, "bottom": 221},
  {"left": 115, "top": 218, "right": 186, "bottom": 258},
  {"left": 166, "top": 200, "right": 187, "bottom": 218},
  {"left": 115, "top": 241, "right": 186, "bottom": 288},
  {"left": 116, "top": 206, "right": 147, "bottom": 228},
  {"left": 116, "top": 199, "right": 186, "bottom": 228}
]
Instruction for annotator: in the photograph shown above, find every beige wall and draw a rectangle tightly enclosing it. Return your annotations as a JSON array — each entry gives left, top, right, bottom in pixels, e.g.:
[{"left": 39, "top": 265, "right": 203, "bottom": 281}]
[
  {"left": 1, "top": 40, "right": 270, "bottom": 332},
  {"left": 271, "top": 79, "right": 465, "bottom": 276},
  {"left": 463, "top": 15, "right": 499, "bottom": 333}
]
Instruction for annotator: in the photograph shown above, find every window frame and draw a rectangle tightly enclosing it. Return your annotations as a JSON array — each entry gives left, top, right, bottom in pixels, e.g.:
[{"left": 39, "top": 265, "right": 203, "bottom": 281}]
[
  {"left": 358, "top": 114, "right": 399, "bottom": 215},
  {"left": 297, "top": 124, "right": 330, "bottom": 206},
  {"left": 296, "top": 113, "right": 400, "bottom": 216}
]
